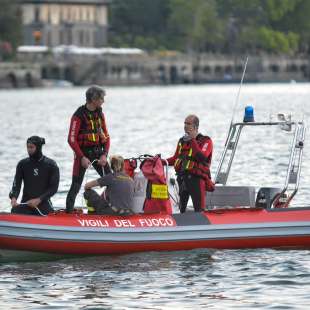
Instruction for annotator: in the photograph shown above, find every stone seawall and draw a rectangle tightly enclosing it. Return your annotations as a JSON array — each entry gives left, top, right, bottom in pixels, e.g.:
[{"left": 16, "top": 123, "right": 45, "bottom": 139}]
[
  {"left": 36, "top": 52, "right": 310, "bottom": 86},
  {"left": 2, "top": 50, "right": 310, "bottom": 88},
  {"left": 0, "top": 62, "right": 42, "bottom": 88}
]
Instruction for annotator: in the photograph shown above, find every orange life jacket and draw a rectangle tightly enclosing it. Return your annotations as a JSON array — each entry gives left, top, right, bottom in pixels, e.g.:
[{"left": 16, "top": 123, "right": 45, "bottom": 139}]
[
  {"left": 77, "top": 110, "right": 108, "bottom": 147},
  {"left": 174, "top": 135, "right": 212, "bottom": 181}
]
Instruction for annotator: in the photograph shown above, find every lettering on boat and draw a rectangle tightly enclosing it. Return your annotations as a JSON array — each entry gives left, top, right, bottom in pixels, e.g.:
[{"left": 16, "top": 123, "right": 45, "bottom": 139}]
[
  {"left": 114, "top": 219, "right": 136, "bottom": 227},
  {"left": 78, "top": 219, "right": 109, "bottom": 227},
  {"left": 138, "top": 218, "right": 174, "bottom": 227},
  {"left": 77, "top": 217, "right": 176, "bottom": 227}
]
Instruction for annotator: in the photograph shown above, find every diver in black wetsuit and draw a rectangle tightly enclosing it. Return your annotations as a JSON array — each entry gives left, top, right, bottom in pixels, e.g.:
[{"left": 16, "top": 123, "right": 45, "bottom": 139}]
[{"left": 9, "top": 136, "right": 60, "bottom": 216}]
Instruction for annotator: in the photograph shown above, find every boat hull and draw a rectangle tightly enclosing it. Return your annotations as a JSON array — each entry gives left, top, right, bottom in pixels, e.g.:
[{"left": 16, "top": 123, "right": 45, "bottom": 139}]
[{"left": 1, "top": 207, "right": 310, "bottom": 257}]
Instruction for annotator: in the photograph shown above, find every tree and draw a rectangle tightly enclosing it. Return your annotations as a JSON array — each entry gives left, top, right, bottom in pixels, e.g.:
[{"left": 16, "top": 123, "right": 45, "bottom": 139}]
[
  {"left": 109, "top": 0, "right": 171, "bottom": 50},
  {"left": 217, "top": 0, "right": 302, "bottom": 54},
  {"left": 275, "top": 0, "right": 310, "bottom": 53},
  {"left": 108, "top": 0, "right": 310, "bottom": 54},
  {"left": 168, "top": 0, "right": 225, "bottom": 52},
  {"left": 0, "top": 0, "right": 22, "bottom": 49}
]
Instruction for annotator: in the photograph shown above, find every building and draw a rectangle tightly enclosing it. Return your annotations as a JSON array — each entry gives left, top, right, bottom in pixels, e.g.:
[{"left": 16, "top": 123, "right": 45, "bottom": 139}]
[{"left": 20, "top": 0, "right": 109, "bottom": 47}]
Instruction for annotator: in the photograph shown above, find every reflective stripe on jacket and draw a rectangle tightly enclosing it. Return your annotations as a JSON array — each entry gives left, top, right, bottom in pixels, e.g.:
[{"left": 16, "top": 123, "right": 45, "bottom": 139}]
[{"left": 77, "top": 110, "right": 109, "bottom": 147}]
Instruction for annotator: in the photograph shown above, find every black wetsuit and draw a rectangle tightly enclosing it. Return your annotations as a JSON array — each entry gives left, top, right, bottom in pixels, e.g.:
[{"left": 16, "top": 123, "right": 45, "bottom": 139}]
[{"left": 9, "top": 156, "right": 60, "bottom": 215}]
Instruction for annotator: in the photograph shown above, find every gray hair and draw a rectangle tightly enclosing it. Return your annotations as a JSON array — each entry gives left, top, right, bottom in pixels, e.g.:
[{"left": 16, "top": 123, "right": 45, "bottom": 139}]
[{"left": 86, "top": 85, "right": 106, "bottom": 103}]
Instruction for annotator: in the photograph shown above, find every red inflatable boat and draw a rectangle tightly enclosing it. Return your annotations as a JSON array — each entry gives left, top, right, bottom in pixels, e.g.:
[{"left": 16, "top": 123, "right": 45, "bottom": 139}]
[
  {"left": 0, "top": 113, "right": 308, "bottom": 261},
  {"left": 1, "top": 207, "right": 310, "bottom": 258}
]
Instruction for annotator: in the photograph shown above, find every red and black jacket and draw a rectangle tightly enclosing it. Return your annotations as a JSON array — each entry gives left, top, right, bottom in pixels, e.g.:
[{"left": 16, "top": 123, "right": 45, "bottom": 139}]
[
  {"left": 68, "top": 105, "right": 110, "bottom": 158},
  {"left": 167, "top": 134, "right": 213, "bottom": 180}
]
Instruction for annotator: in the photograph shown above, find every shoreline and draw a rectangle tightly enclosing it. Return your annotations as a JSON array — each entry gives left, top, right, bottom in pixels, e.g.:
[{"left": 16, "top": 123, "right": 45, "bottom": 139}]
[{"left": 1, "top": 51, "right": 309, "bottom": 88}]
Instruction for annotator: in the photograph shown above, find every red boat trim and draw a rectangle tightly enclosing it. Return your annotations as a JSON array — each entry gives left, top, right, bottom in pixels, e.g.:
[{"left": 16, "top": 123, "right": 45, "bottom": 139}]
[
  {"left": 203, "top": 208, "right": 310, "bottom": 225},
  {"left": 1, "top": 235, "right": 310, "bottom": 254}
]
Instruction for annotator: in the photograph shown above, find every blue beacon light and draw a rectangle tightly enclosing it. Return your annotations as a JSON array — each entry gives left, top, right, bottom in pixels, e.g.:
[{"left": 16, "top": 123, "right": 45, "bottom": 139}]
[{"left": 243, "top": 106, "right": 254, "bottom": 122}]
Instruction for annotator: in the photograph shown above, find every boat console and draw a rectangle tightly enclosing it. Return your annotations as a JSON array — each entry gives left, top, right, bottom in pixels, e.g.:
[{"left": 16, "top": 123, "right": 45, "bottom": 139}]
[{"left": 206, "top": 186, "right": 256, "bottom": 208}]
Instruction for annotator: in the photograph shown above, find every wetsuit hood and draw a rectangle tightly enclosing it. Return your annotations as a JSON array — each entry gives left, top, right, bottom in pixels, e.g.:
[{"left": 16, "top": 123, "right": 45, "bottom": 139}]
[{"left": 27, "top": 136, "right": 45, "bottom": 160}]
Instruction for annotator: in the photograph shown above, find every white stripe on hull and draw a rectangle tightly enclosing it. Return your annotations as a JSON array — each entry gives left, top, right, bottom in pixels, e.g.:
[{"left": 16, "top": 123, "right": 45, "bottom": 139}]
[{"left": 1, "top": 221, "right": 310, "bottom": 243}]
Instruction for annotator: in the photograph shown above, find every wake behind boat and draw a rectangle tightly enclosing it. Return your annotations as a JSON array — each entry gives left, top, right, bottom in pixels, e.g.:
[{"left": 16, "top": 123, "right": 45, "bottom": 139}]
[{"left": 0, "top": 109, "right": 308, "bottom": 262}]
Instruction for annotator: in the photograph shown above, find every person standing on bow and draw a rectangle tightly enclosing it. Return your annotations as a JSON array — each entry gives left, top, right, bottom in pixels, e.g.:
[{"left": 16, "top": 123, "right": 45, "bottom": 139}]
[
  {"left": 9, "top": 136, "right": 60, "bottom": 215},
  {"left": 66, "top": 85, "right": 110, "bottom": 213},
  {"left": 166, "top": 114, "right": 213, "bottom": 213}
]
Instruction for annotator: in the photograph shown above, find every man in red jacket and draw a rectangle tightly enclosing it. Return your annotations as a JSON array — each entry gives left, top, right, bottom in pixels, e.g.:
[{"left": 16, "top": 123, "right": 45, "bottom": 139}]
[
  {"left": 166, "top": 114, "right": 213, "bottom": 213},
  {"left": 66, "top": 85, "right": 110, "bottom": 213}
]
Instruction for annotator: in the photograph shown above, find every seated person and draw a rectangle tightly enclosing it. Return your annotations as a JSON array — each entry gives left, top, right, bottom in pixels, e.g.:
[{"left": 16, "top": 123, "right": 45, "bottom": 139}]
[
  {"left": 84, "top": 155, "right": 134, "bottom": 215},
  {"left": 9, "top": 136, "right": 60, "bottom": 216}
]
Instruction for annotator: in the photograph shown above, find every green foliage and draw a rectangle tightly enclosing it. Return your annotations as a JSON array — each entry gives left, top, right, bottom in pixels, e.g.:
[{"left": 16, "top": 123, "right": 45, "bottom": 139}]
[
  {"left": 0, "top": 0, "right": 22, "bottom": 51},
  {"left": 257, "top": 27, "right": 299, "bottom": 53},
  {"left": 264, "top": 0, "right": 302, "bottom": 21},
  {"left": 168, "top": 0, "right": 225, "bottom": 52},
  {"left": 109, "top": 0, "right": 171, "bottom": 49},
  {"left": 108, "top": 0, "right": 310, "bottom": 54},
  {"left": 276, "top": 0, "right": 310, "bottom": 52}
]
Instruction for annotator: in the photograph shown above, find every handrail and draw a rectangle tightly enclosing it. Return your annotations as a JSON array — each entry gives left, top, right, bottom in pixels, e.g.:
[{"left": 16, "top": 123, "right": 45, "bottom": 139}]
[
  {"left": 281, "top": 123, "right": 306, "bottom": 207},
  {"left": 215, "top": 118, "right": 306, "bottom": 207}
]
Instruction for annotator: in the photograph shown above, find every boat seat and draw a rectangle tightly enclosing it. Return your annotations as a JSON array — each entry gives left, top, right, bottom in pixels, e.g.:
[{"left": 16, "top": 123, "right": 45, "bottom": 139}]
[
  {"left": 255, "top": 187, "right": 282, "bottom": 208},
  {"left": 206, "top": 185, "right": 256, "bottom": 208}
]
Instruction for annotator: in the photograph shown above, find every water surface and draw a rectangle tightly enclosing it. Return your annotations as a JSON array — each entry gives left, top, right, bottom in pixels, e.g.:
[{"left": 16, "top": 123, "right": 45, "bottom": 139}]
[{"left": 0, "top": 84, "right": 310, "bottom": 309}]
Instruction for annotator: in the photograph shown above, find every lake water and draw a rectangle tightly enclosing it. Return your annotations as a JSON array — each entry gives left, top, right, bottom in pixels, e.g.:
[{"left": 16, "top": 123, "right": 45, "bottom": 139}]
[{"left": 0, "top": 84, "right": 310, "bottom": 309}]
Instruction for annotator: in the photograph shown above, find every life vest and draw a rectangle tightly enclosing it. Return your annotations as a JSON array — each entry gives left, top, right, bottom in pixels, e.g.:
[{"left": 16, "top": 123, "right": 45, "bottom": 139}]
[
  {"left": 77, "top": 110, "right": 108, "bottom": 147},
  {"left": 174, "top": 134, "right": 212, "bottom": 181}
]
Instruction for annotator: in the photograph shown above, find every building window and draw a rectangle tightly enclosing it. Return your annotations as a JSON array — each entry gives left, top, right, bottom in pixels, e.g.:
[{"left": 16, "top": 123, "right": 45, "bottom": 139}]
[
  {"left": 270, "top": 64, "right": 280, "bottom": 73},
  {"left": 68, "top": 9, "right": 71, "bottom": 22},
  {"left": 79, "top": 30, "right": 84, "bottom": 45},
  {"left": 235, "top": 65, "right": 243, "bottom": 73},
  {"left": 215, "top": 66, "right": 223, "bottom": 73},
  {"left": 60, "top": 9, "right": 63, "bottom": 22},
  {"left": 203, "top": 66, "right": 211, "bottom": 74},
  {"left": 35, "top": 6, "right": 40, "bottom": 22},
  {"left": 47, "top": 7, "right": 51, "bottom": 23},
  {"left": 67, "top": 29, "right": 72, "bottom": 45},
  {"left": 93, "top": 31, "right": 96, "bottom": 46},
  {"left": 287, "top": 64, "right": 298, "bottom": 72},
  {"left": 225, "top": 65, "right": 233, "bottom": 74},
  {"left": 85, "top": 31, "right": 90, "bottom": 45},
  {"left": 47, "top": 31, "right": 51, "bottom": 46},
  {"left": 59, "top": 30, "right": 64, "bottom": 44}
]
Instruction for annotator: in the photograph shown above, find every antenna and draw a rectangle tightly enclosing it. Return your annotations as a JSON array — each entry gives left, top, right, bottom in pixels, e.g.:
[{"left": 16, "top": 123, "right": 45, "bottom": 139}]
[
  {"left": 231, "top": 56, "right": 249, "bottom": 125},
  {"left": 224, "top": 56, "right": 249, "bottom": 146}
]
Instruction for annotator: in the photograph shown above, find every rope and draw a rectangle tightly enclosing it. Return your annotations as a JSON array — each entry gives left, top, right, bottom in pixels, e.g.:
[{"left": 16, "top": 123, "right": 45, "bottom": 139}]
[
  {"left": 85, "top": 159, "right": 99, "bottom": 183},
  {"left": 18, "top": 202, "right": 47, "bottom": 217},
  {"left": 34, "top": 206, "right": 47, "bottom": 217}
]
